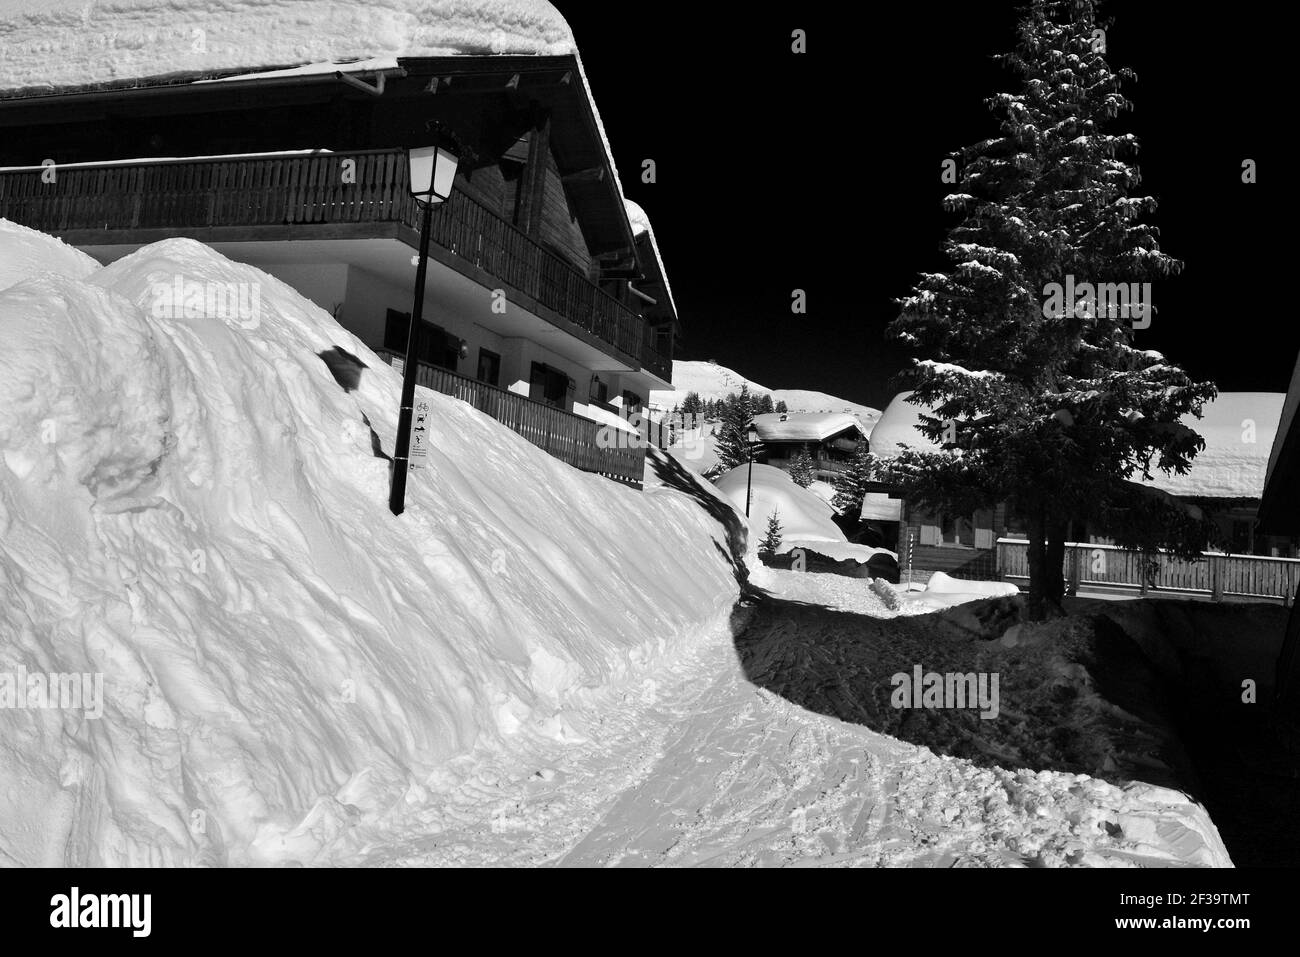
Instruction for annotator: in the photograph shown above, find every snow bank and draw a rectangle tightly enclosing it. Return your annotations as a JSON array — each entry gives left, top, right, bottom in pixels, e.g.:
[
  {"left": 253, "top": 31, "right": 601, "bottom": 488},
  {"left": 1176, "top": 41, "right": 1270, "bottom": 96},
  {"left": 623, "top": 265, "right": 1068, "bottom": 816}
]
[
  {"left": 0, "top": 218, "right": 100, "bottom": 290},
  {"left": 714, "top": 464, "right": 844, "bottom": 545},
  {"left": 925, "top": 571, "right": 1020, "bottom": 597},
  {"left": 0, "top": 222, "right": 738, "bottom": 866},
  {"left": 0, "top": 0, "right": 575, "bottom": 93}
]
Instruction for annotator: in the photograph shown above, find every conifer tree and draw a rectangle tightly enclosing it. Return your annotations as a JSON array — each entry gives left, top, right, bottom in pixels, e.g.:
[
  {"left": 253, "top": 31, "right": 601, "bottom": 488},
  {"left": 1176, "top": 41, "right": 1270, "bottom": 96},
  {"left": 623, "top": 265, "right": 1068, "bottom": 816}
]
[
  {"left": 789, "top": 450, "right": 816, "bottom": 488},
  {"left": 759, "top": 508, "right": 783, "bottom": 557},
  {"left": 888, "top": 0, "right": 1215, "bottom": 618},
  {"left": 831, "top": 442, "right": 877, "bottom": 520},
  {"left": 710, "top": 383, "right": 755, "bottom": 477}
]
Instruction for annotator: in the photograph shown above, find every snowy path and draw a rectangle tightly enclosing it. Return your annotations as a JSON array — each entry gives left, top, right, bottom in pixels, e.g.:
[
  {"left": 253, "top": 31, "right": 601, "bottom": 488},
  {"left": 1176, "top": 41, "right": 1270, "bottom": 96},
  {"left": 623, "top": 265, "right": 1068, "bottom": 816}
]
[
  {"left": 339, "top": 622, "right": 917, "bottom": 867},
  {"left": 322, "top": 575, "right": 1230, "bottom": 868}
]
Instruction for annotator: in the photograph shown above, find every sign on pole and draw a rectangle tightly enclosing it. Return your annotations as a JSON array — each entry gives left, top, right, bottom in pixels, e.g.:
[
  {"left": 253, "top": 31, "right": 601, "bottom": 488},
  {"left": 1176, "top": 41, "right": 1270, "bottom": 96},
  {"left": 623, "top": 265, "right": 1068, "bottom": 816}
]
[{"left": 408, "top": 398, "right": 432, "bottom": 469}]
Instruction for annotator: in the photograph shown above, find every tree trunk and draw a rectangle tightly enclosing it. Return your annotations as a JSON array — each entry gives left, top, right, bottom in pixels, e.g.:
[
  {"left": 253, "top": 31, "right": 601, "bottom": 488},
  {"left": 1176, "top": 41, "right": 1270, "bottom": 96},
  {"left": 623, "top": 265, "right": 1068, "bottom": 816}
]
[
  {"left": 1026, "top": 510, "right": 1048, "bottom": 621},
  {"left": 1044, "top": 517, "right": 1069, "bottom": 616},
  {"left": 1025, "top": 508, "right": 1069, "bottom": 620}
]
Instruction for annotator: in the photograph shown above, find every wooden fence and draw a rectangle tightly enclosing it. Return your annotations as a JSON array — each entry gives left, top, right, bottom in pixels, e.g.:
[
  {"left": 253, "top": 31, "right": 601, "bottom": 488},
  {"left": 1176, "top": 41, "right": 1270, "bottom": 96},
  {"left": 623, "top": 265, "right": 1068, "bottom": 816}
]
[
  {"left": 378, "top": 351, "right": 645, "bottom": 488},
  {"left": 996, "top": 538, "right": 1300, "bottom": 604}
]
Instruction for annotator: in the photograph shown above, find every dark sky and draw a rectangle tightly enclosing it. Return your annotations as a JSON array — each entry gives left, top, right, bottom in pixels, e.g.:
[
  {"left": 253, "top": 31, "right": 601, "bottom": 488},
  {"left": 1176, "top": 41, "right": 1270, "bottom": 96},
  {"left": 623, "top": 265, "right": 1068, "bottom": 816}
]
[{"left": 557, "top": 1, "right": 1287, "bottom": 411}]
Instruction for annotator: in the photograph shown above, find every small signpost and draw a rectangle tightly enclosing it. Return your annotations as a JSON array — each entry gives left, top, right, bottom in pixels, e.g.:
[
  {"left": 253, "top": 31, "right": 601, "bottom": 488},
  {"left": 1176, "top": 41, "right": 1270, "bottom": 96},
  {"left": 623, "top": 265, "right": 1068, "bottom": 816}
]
[
  {"left": 408, "top": 398, "right": 432, "bottom": 469},
  {"left": 906, "top": 530, "right": 915, "bottom": 590}
]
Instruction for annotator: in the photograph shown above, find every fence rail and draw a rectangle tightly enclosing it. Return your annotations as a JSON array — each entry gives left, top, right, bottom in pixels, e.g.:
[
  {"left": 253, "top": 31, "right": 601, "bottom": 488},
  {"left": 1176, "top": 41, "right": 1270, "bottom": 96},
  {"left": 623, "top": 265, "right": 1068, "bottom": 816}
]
[
  {"left": 996, "top": 538, "right": 1300, "bottom": 604},
  {"left": 0, "top": 149, "right": 669, "bottom": 380},
  {"left": 378, "top": 351, "right": 645, "bottom": 489}
]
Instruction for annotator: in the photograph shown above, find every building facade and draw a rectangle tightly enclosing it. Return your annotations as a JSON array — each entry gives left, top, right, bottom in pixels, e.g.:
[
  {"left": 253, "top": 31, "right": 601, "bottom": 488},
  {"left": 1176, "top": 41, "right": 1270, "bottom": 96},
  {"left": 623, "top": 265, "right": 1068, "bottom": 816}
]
[{"left": 0, "top": 54, "right": 674, "bottom": 487}]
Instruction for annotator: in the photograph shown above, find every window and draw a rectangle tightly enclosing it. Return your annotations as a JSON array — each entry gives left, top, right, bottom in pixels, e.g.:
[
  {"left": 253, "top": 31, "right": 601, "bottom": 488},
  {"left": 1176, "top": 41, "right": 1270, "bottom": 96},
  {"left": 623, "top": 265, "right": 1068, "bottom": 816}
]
[
  {"left": 476, "top": 348, "right": 501, "bottom": 387},
  {"left": 621, "top": 389, "right": 643, "bottom": 414},
  {"left": 940, "top": 514, "right": 975, "bottom": 547},
  {"left": 384, "top": 309, "right": 461, "bottom": 371},
  {"left": 529, "top": 362, "right": 571, "bottom": 408},
  {"left": 589, "top": 375, "right": 608, "bottom": 404}
]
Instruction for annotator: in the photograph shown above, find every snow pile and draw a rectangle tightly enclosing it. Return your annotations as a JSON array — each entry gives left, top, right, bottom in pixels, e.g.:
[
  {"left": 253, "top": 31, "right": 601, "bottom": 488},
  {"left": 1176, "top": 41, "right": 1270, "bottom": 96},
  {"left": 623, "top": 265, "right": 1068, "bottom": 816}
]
[
  {"left": 650, "top": 360, "right": 881, "bottom": 436},
  {"left": 0, "top": 218, "right": 100, "bottom": 288},
  {"left": 0, "top": 223, "right": 739, "bottom": 866},
  {"left": 714, "top": 464, "right": 844, "bottom": 545},
  {"left": 0, "top": 0, "right": 575, "bottom": 93}
]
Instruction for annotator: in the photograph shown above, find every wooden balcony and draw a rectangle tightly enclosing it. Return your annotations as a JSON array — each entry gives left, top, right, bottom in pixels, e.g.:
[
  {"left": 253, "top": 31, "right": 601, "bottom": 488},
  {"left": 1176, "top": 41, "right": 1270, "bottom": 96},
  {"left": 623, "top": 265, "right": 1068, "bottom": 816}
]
[
  {"left": 996, "top": 538, "right": 1300, "bottom": 604},
  {"left": 377, "top": 350, "right": 645, "bottom": 489},
  {"left": 0, "top": 149, "right": 670, "bottom": 381}
]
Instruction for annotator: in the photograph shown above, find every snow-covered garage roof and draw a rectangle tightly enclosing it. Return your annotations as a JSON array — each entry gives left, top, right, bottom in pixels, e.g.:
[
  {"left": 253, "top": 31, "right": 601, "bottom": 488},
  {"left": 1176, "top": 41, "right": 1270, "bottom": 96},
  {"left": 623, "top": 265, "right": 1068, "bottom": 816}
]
[
  {"left": 1145, "top": 392, "right": 1283, "bottom": 500},
  {"left": 871, "top": 390, "right": 1284, "bottom": 500},
  {"left": 752, "top": 411, "right": 864, "bottom": 444}
]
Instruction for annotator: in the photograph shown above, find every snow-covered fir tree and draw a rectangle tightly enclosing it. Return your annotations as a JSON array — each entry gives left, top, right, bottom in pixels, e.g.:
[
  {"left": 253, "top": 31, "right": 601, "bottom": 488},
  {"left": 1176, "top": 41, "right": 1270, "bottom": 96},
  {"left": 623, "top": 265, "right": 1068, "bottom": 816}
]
[
  {"left": 887, "top": 0, "right": 1215, "bottom": 618},
  {"left": 831, "top": 442, "right": 877, "bottom": 520},
  {"left": 708, "top": 383, "right": 755, "bottom": 478},
  {"left": 759, "top": 508, "right": 783, "bottom": 557},
  {"left": 788, "top": 450, "right": 815, "bottom": 488}
]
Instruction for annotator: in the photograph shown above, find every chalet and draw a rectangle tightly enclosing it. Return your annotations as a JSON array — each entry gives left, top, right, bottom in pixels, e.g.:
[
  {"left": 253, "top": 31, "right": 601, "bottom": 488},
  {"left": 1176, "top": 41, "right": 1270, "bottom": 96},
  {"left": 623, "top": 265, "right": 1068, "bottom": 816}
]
[
  {"left": 0, "top": 22, "right": 674, "bottom": 488},
  {"left": 869, "top": 390, "right": 1300, "bottom": 597},
  {"left": 751, "top": 411, "right": 867, "bottom": 483}
]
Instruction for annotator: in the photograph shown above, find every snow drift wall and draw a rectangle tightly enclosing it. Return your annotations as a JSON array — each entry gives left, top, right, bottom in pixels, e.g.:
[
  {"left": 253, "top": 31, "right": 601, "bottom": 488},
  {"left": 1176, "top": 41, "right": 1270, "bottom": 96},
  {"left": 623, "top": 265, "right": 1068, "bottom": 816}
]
[{"left": 0, "top": 222, "right": 739, "bottom": 866}]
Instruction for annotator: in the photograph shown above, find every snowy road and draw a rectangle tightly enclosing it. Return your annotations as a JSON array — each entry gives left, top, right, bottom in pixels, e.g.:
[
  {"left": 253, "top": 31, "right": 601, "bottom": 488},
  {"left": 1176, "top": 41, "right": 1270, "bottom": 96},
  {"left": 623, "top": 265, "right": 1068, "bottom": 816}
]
[{"left": 325, "top": 576, "right": 1230, "bottom": 868}]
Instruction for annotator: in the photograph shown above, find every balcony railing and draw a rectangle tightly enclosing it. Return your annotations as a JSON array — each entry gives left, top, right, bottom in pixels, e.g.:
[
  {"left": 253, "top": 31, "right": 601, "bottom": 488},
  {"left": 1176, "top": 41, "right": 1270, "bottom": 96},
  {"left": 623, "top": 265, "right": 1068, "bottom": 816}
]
[
  {"left": 0, "top": 149, "right": 670, "bottom": 381},
  {"left": 376, "top": 350, "right": 645, "bottom": 489},
  {"left": 996, "top": 538, "right": 1300, "bottom": 604}
]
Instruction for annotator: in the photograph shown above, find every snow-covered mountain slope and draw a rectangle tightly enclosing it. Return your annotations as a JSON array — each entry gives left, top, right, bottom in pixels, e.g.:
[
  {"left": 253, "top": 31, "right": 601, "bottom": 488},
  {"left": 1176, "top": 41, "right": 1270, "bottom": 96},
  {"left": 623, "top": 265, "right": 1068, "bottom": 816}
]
[
  {"left": 651, "top": 360, "right": 881, "bottom": 435},
  {"left": 0, "top": 0, "right": 574, "bottom": 93},
  {"left": 0, "top": 222, "right": 739, "bottom": 866}
]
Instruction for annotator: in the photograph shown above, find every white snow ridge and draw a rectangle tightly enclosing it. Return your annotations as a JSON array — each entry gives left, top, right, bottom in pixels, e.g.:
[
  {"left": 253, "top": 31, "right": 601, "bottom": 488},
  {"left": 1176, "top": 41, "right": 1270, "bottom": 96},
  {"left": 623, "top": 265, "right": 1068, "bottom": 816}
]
[{"left": 0, "top": 225, "right": 739, "bottom": 866}]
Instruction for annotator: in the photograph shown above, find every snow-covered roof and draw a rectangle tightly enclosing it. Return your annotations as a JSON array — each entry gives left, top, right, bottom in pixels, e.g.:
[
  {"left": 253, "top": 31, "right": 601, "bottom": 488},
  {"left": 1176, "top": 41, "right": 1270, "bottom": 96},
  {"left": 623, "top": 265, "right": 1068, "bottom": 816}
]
[
  {"left": 0, "top": 0, "right": 575, "bottom": 94},
  {"left": 623, "top": 199, "right": 678, "bottom": 323},
  {"left": 1145, "top": 392, "right": 1283, "bottom": 500},
  {"left": 871, "top": 390, "right": 1284, "bottom": 500},
  {"left": 869, "top": 391, "right": 940, "bottom": 458},
  {"left": 752, "top": 411, "right": 864, "bottom": 443}
]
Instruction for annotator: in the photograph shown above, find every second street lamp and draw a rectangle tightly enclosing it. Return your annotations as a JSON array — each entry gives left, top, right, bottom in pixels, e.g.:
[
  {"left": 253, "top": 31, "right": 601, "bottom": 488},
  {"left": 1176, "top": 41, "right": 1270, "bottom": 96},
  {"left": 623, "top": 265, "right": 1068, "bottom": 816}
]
[{"left": 389, "top": 132, "right": 460, "bottom": 516}]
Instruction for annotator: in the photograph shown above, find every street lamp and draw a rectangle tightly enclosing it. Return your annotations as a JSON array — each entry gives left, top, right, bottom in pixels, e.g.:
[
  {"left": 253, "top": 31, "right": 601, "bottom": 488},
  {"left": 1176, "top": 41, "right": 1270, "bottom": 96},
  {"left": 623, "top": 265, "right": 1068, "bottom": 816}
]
[
  {"left": 389, "top": 131, "right": 461, "bottom": 516},
  {"left": 745, "top": 422, "right": 759, "bottom": 518}
]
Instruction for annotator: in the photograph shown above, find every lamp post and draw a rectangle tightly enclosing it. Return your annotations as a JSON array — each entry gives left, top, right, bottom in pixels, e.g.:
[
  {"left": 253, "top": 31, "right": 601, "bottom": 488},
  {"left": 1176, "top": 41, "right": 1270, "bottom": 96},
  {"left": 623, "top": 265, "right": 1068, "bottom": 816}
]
[
  {"left": 745, "top": 422, "right": 759, "bottom": 518},
  {"left": 389, "top": 134, "right": 460, "bottom": 516}
]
